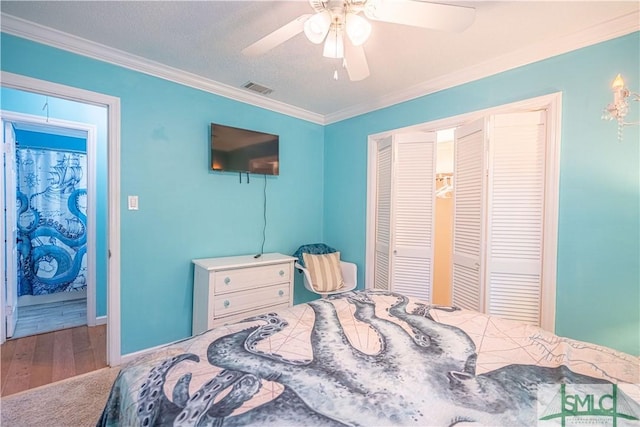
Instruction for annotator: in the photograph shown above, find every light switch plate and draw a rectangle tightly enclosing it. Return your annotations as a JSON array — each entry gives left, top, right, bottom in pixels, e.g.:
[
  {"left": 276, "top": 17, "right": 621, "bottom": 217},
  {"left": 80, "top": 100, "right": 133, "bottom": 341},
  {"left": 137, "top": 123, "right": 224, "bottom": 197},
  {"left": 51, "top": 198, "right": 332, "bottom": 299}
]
[{"left": 128, "top": 195, "right": 139, "bottom": 210}]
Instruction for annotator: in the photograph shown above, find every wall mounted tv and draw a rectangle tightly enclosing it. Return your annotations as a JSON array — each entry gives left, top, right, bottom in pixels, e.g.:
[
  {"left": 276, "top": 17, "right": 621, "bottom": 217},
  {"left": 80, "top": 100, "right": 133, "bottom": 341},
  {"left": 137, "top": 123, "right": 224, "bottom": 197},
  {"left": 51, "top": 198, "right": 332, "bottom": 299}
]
[{"left": 210, "top": 123, "right": 279, "bottom": 176}]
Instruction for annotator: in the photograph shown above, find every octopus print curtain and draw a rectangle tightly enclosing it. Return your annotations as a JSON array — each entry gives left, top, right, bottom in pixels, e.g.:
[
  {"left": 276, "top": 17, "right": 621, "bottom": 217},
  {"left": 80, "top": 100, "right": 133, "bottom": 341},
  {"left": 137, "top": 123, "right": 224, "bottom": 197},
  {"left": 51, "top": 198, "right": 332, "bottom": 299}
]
[{"left": 16, "top": 148, "right": 88, "bottom": 296}]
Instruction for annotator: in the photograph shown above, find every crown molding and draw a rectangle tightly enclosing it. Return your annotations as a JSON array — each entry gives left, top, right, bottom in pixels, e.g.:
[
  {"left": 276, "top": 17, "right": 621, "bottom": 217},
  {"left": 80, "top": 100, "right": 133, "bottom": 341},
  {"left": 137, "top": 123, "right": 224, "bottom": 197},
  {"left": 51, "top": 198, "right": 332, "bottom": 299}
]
[
  {"left": 2, "top": 11, "right": 638, "bottom": 126},
  {"left": 324, "top": 10, "right": 640, "bottom": 124},
  {"left": 0, "top": 13, "right": 325, "bottom": 125}
]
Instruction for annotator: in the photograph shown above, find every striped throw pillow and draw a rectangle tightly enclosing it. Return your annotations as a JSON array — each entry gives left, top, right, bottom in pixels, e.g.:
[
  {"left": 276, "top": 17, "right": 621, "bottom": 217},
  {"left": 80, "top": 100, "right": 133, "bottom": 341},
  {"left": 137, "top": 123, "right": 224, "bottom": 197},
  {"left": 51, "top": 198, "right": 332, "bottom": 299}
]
[{"left": 302, "top": 252, "right": 344, "bottom": 292}]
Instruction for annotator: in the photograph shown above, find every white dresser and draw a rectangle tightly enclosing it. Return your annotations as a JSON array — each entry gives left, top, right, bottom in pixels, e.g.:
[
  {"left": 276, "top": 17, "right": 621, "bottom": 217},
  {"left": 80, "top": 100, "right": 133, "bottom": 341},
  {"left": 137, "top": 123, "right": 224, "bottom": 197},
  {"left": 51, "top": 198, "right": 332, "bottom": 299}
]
[{"left": 192, "top": 253, "right": 296, "bottom": 335}]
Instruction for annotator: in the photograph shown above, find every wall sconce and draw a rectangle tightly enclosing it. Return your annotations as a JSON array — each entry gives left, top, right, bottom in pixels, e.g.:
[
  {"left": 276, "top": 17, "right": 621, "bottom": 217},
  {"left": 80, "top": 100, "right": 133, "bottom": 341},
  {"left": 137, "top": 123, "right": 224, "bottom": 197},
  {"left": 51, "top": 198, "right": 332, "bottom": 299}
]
[{"left": 602, "top": 74, "right": 639, "bottom": 141}]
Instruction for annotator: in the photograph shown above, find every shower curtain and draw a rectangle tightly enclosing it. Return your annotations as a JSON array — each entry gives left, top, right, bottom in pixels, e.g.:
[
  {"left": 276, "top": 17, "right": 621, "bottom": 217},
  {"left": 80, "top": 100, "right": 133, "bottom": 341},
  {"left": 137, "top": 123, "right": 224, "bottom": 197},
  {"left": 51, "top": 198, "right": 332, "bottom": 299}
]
[{"left": 16, "top": 148, "right": 88, "bottom": 296}]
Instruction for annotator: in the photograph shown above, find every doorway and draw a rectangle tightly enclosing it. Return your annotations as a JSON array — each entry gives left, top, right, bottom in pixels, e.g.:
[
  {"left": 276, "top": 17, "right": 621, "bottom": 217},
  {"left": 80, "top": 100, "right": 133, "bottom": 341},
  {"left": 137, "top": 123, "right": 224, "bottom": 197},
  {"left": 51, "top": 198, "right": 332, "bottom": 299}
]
[
  {"left": 3, "top": 117, "right": 96, "bottom": 339},
  {"left": 0, "top": 71, "right": 121, "bottom": 370}
]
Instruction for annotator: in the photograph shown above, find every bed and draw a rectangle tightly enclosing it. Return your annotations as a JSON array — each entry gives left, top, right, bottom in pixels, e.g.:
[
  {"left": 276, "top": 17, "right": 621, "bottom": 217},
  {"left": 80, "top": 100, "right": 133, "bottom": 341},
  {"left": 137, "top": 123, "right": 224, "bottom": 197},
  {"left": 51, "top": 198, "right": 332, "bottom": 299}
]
[{"left": 98, "top": 290, "right": 640, "bottom": 426}]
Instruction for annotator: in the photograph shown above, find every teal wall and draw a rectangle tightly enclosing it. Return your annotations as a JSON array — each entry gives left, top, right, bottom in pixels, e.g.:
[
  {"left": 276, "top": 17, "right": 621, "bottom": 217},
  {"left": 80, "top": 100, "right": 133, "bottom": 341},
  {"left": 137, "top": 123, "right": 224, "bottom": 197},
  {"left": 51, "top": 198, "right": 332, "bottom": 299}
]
[
  {"left": 2, "top": 30, "right": 638, "bottom": 356},
  {"left": 1, "top": 34, "right": 325, "bottom": 354},
  {"left": 1, "top": 87, "right": 108, "bottom": 317},
  {"left": 324, "top": 32, "right": 640, "bottom": 356}
]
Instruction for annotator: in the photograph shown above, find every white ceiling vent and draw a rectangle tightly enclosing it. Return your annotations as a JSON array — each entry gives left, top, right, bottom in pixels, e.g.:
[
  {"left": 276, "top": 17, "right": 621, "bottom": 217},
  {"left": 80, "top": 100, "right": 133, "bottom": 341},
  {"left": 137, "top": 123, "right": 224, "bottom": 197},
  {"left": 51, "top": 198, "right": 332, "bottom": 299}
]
[{"left": 242, "top": 81, "right": 273, "bottom": 96}]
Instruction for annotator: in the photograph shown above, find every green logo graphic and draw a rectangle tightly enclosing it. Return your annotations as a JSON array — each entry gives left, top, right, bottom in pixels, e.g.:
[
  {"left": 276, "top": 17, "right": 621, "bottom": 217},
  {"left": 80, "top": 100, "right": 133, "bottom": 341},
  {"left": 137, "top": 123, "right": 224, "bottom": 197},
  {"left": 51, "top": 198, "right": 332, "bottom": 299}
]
[{"left": 539, "top": 384, "right": 639, "bottom": 426}]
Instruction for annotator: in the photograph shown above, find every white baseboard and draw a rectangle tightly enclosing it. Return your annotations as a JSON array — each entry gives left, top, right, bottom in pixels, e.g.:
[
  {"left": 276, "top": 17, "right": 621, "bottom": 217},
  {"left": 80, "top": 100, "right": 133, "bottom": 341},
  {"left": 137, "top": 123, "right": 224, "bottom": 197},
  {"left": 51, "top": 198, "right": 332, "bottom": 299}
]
[
  {"left": 95, "top": 315, "right": 107, "bottom": 326},
  {"left": 119, "top": 337, "right": 187, "bottom": 365}
]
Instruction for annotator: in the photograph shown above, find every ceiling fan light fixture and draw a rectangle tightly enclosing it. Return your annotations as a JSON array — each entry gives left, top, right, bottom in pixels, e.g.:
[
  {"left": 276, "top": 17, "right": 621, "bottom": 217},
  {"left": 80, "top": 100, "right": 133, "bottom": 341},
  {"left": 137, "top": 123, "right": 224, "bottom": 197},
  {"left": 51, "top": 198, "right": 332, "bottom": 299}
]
[
  {"left": 323, "top": 26, "right": 344, "bottom": 59},
  {"left": 303, "top": 10, "right": 331, "bottom": 44},
  {"left": 345, "top": 13, "right": 371, "bottom": 46}
]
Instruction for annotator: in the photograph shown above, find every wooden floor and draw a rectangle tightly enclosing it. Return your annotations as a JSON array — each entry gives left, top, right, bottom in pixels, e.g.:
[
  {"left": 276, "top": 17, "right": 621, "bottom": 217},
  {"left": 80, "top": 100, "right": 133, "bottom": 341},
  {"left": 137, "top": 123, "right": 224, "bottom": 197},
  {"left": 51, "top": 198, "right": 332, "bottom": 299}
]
[{"left": 0, "top": 324, "right": 107, "bottom": 396}]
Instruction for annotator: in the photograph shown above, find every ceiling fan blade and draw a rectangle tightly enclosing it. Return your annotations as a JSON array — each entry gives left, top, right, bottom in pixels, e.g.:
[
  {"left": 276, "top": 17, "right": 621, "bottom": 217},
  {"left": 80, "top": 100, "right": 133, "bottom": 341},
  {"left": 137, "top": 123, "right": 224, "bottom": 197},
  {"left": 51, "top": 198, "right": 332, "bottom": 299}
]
[
  {"left": 365, "top": 0, "right": 475, "bottom": 33},
  {"left": 242, "top": 14, "right": 312, "bottom": 56},
  {"left": 344, "top": 42, "right": 370, "bottom": 81}
]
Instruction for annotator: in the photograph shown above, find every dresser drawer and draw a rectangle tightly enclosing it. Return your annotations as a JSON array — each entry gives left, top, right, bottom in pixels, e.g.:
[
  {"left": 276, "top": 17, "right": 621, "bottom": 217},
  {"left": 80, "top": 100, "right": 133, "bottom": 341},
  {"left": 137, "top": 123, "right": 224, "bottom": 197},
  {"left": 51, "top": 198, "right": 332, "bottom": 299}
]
[
  {"left": 214, "top": 283, "right": 290, "bottom": 317},
  {"left": 211, "top": 302, "right": 290, "bottom": 328},
  {"left": 214, "top": 263, "right": 290, "bottom": 294}
]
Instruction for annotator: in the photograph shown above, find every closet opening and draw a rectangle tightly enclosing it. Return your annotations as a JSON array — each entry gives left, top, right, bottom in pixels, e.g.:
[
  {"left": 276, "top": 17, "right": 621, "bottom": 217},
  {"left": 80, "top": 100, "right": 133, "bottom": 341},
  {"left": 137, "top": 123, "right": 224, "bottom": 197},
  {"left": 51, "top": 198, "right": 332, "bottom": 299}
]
[
  {"left": 365, "top": 92, "right": 561, "bottom": 332},
  {"left": 432, "top": 128, "right": 455, "bottom": 306}
]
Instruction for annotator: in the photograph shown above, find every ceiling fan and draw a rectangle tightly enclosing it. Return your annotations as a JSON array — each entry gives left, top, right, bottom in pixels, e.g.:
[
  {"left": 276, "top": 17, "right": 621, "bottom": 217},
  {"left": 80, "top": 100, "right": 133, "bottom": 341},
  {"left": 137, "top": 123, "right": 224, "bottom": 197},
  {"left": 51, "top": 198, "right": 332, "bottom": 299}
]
[{"left": 242, "top": 0, "right": 475, "bottom": 81}]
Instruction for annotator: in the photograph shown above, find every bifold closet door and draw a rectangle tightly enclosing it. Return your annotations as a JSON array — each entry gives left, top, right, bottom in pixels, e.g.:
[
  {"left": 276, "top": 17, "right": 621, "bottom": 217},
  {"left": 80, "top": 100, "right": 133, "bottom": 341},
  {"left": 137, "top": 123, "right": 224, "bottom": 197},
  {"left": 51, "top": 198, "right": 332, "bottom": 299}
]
[
  {"left": 452, "top": 119, "right": 486, "bottom": 312},
  {"left": 452, "top": 111, "right": 547, "bottom": 326},
  {"left": 372, "top": 132, "right": 436, "bottom": 300},
  {"left": 485, "top": 111, "right": 546, "bottom": 325},
  {"left": 373, "top": 136, "right": 392, "bottom": 291},
  {"left": 389, "top": 132, "right": 436, "bottom": 301}
]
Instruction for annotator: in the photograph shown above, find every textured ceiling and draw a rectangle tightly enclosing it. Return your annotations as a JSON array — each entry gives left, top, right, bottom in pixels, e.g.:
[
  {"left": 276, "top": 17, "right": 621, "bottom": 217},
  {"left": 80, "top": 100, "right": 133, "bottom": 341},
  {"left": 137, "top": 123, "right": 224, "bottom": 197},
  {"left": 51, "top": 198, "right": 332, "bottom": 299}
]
[{"left": 2, "top": 1, "right": 639, "bottom": 120}]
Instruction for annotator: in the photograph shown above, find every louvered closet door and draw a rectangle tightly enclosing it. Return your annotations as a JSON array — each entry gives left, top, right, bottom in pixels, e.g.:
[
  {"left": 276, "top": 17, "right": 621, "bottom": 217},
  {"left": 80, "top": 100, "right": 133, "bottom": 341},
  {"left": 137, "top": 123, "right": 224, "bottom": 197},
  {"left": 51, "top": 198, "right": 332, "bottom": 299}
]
[
  {"left": 390, "top": 132, "right": 436, "bottom": 301},
  {"left": 452, "top": 119, "right": 486, "bottom": 311},
  {"left": 373, "top": 136, "right": 392, "bottom": 291},
  {"left": 485, "top": 111, "right": 546, "bottom": 325}
]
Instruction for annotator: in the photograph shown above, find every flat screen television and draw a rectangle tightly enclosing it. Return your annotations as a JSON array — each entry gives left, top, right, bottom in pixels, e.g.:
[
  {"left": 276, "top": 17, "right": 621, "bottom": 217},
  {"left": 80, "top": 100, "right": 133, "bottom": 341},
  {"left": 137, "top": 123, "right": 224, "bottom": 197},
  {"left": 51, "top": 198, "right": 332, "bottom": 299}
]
[{"left": 210, "top": 123, "right": 279, "bottom": 176}]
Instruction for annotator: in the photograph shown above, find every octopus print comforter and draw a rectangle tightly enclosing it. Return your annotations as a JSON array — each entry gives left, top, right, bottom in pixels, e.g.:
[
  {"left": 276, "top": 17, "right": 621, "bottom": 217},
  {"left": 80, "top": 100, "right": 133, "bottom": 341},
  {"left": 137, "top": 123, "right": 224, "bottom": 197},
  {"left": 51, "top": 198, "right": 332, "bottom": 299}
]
[{"left": 98, "top": 290, "right": 640, "bottom": 426}]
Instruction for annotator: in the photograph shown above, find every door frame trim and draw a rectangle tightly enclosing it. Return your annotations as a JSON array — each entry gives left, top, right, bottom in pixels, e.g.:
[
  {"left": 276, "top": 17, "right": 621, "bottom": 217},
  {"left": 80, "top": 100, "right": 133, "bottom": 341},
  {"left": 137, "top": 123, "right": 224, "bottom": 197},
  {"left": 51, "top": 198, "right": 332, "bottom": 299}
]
[
  {"left": 365, "top": 92, "right": 561, "bottom": 332},
  {"left": 1, "top": 111, "right": 98, "bottom": 330},
  {"left": 0, "top": 71, "right": 122, "bottom": 365}
]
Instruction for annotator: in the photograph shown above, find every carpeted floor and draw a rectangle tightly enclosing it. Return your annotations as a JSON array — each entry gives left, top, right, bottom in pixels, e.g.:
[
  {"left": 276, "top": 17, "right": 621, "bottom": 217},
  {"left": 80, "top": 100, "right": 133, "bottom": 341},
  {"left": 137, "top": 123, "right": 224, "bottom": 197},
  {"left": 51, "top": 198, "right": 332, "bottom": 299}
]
[{"left": 0, "top": 366, "right": 120, "bottom": 427}]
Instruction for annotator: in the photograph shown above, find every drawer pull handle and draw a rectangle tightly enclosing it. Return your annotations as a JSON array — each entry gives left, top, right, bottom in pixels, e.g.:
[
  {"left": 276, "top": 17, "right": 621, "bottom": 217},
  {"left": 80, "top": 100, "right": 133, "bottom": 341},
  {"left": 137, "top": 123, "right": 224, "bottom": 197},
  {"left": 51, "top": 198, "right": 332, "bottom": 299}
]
[
  {"left": 278, "top": 290, "right": 284, "bottom": 297},
  {"left": 279, "top": 270, "right": 285, "bottom": 276},
  {"left": 224, "top": 277, "right": 231, "bottom": 285},
  {"left": 223, "top": 300, "right": 230, "bottom": 308}
]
